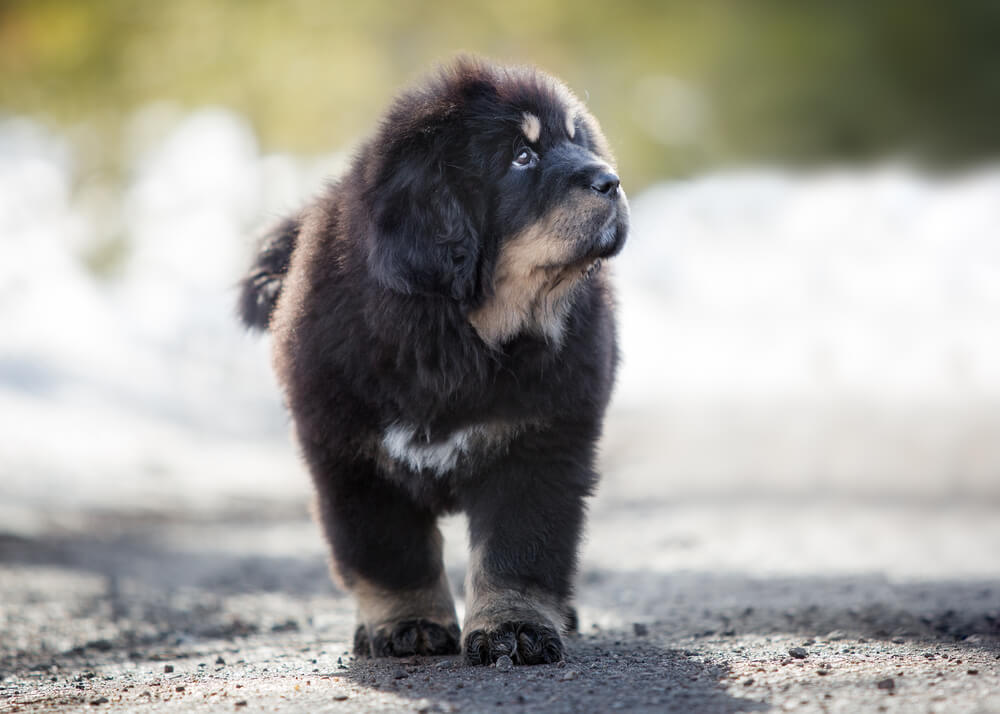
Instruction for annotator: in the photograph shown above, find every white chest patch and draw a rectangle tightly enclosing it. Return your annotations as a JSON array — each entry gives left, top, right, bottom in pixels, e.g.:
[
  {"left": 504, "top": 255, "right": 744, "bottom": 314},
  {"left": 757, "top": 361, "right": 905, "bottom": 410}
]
[{"left": 381, "top": 424, "right": 484, "bottom": 476}]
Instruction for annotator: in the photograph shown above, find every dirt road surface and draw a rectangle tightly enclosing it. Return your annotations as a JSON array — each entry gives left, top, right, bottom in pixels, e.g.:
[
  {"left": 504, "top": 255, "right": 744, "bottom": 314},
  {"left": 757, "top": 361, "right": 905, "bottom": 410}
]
[{"left": 3, "top": 476, "right": 998, "bottom": 713}]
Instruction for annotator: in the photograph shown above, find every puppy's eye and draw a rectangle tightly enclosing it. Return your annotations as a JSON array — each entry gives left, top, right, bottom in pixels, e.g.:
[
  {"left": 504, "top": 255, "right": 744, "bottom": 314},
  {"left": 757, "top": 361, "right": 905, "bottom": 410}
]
[{"left": 511, "top": 148, "right": 536, "bottom": 168}]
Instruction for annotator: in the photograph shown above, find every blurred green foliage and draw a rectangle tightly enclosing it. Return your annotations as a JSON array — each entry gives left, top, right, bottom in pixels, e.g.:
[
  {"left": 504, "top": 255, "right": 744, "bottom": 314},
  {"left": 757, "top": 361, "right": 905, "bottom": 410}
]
[{"left": 1, "top": 0, "right": 998, "bottom": 187}]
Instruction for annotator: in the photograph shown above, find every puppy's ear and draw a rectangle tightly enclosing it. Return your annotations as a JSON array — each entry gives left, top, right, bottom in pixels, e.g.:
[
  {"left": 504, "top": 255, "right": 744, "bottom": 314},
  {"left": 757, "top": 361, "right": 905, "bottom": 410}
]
[{"left": 366, "top": 141, "right": 481, "bottom": 304}]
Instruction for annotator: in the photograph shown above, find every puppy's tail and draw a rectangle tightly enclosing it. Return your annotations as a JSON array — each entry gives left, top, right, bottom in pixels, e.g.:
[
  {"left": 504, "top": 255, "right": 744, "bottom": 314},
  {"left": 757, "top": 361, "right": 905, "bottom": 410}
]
[{"left": 237, "top": 215, "right": 300, "bottom": 331}]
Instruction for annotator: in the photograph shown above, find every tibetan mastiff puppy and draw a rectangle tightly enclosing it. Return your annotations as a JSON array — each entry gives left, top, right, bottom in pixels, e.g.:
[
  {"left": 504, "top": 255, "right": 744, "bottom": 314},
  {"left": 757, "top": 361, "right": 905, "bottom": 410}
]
[{"left": 238, "top": 56, "right": 628, "bottom": 665}]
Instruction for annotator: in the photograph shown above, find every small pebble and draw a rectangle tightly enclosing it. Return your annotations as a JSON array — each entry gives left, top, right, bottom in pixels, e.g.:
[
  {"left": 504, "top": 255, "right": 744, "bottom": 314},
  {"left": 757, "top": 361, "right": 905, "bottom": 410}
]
[
  {"left": 789, "top": 647, "right": 808, "bottom": 659},
  {"left": 561, "top": 669, "right": 579, "bottom": 681},
  {"left": 270, "top": 619, "right": 300, "bottom": 633},
  {"left": 163, "top": 665, "right": 174, "bottom": 674},
  {"left": 495, "top": 655, "right": 514, "bottom": 672},
  {"left": 216, "top": 656, "right": 226, "bottom": 665},
  {"left": 175, "top": 685, "right": 185, "bottom": 692},
  {"left": 90, "top": 697, "right": 109, "bottom": 706},
  {"left": 967, "top": 669, "right": 979, "bottom": 675},
  {"left": 333, "top": 693, "right": 349, "bottom": 701},
  {"left": 633, "top": 623, "right": 649, "bottom": 637},
  {"left": 235, "top": 701, "right": 247, "bottom": 708},
  {"left": 434, "top": 659, "right": 453, "bottom": 669},
  {"left": 876, "top": 678, "right": 895, "bottom": 691}
]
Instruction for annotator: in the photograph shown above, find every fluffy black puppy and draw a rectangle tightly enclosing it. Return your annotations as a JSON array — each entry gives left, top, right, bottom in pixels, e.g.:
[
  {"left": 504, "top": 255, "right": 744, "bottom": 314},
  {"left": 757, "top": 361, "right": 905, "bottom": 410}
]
[{"left": 239, "top": 56, "right": 628, "bottom": 665}]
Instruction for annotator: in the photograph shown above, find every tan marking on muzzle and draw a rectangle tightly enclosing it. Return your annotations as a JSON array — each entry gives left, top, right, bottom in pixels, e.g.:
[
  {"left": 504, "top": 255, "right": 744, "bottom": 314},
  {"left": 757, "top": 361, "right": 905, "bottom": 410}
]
[{"left": 469, "top": 199, "right": 604, "bottom": 346}]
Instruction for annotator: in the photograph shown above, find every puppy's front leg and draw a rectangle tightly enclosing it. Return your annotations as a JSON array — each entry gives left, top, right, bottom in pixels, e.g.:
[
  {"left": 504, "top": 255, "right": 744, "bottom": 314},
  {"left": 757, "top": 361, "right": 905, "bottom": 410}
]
[
  {"left": 350, "top": 555, "right": 460, "bottom": 658},
  {"left": 310, "top": 458, "right": 460, "bottom": 657},
  {"left": 461, "top": 438, "right": 594, "bottom": 665}
]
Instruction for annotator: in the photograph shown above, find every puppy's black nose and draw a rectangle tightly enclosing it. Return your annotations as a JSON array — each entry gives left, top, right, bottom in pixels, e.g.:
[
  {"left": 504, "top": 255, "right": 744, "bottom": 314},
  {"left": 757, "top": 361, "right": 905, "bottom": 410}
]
[{"left": 591, "top": 171, "right": 620, "bottom": 197}]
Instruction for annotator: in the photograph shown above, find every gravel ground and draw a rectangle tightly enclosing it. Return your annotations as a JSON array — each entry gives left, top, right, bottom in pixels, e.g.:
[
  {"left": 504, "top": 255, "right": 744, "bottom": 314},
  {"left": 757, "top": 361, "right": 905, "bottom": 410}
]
[{"left": 2, "top": 493, "right": 998, "bottom": 714}]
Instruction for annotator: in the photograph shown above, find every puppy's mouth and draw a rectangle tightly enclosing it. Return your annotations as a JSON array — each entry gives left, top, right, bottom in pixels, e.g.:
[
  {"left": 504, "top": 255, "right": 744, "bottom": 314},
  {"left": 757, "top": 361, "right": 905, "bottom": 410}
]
[
  {"left": 580, "top": 258, "right": 602, "bottom": 280},
  {"left": 593, "top": 201, "right": 629, "bottom": 257},
  {"left": 571, "top": 214, "right": 625, "bottom": 275},
  {"left": 554, "top": 218, "right": 621, "bottom": 283},
  {"left": 594, "top": 224, "right": 622, "bottom": 259},
  {"left": 537, "top": 191, "right": 629, "bottom": 283}
]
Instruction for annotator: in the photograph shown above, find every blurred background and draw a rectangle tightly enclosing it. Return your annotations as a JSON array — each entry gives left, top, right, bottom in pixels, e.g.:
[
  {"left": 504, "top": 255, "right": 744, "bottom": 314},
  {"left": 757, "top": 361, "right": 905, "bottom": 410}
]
[{"left": 2, "top": 0, "right": 1000, "bottom": 531}]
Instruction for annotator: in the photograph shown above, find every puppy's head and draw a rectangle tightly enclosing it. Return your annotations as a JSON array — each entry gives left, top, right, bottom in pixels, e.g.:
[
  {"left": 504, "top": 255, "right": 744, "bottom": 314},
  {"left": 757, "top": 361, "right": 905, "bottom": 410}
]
[{"left": 364, "top": 56, "right": 629, "bottom": 345}]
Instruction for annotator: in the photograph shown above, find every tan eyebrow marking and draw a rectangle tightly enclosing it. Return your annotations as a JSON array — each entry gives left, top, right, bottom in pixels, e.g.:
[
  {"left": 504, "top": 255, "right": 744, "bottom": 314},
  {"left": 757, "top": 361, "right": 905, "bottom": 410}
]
[
  {"left": 521, "top": 112, "right": 541, "bottom": 143},
  {"left": 565, "top": 112, "right": 576, "bottom": 139}
]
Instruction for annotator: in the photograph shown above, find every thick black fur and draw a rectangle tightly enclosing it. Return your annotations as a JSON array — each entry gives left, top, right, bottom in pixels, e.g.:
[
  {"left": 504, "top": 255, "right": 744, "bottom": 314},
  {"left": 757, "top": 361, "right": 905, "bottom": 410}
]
[
  {"left": 238, "top": 57, "right": 628, "bottom": 665},
  {"left": 238, "top": 215, "right": 299, "bottom": 330}
]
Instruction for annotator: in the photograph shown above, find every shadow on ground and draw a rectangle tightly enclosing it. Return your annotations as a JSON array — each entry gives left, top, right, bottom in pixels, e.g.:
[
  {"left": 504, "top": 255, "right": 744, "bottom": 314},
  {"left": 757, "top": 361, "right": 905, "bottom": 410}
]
[{"left": 343, "top": 640, "right": 768, "bottom": 714}]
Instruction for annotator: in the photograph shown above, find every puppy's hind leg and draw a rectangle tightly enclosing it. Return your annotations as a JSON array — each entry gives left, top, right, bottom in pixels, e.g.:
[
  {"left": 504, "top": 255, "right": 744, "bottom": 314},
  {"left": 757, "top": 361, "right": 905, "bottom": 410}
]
[{"left": 311, "top": 458, "right": 460, "bottom": 658}]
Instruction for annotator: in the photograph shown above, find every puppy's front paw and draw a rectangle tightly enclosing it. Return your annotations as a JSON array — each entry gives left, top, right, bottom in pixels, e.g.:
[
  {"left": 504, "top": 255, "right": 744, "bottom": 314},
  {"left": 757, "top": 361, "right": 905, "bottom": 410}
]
[
  {"left": 463, "top": 621, "right": 564, "bottom": 665},
  {"left": 354, "top": 619, "right": 461, "bottom": 658}
]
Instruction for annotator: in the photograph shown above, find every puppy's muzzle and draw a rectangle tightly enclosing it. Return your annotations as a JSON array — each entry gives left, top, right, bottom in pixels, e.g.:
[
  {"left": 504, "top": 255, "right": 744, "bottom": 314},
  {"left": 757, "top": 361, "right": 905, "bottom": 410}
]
[{"left": 586, "top": 168, "right": 628, "bottom": 259}]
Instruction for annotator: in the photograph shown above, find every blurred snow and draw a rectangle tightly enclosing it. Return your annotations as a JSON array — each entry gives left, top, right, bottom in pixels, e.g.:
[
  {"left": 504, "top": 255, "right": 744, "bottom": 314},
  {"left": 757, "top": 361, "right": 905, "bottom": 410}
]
[
  {"left": 0, "top": 111, "right": 344, "bottom": 528},
  {"left": 610, "top": 168, "right": 1000, "bottom": 500},
  {"left": 616, "top": 169, "right": 1000, "bottom": 405},
  {"left": 1, "top": 110, "right": 999, "bottom": 528}
]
